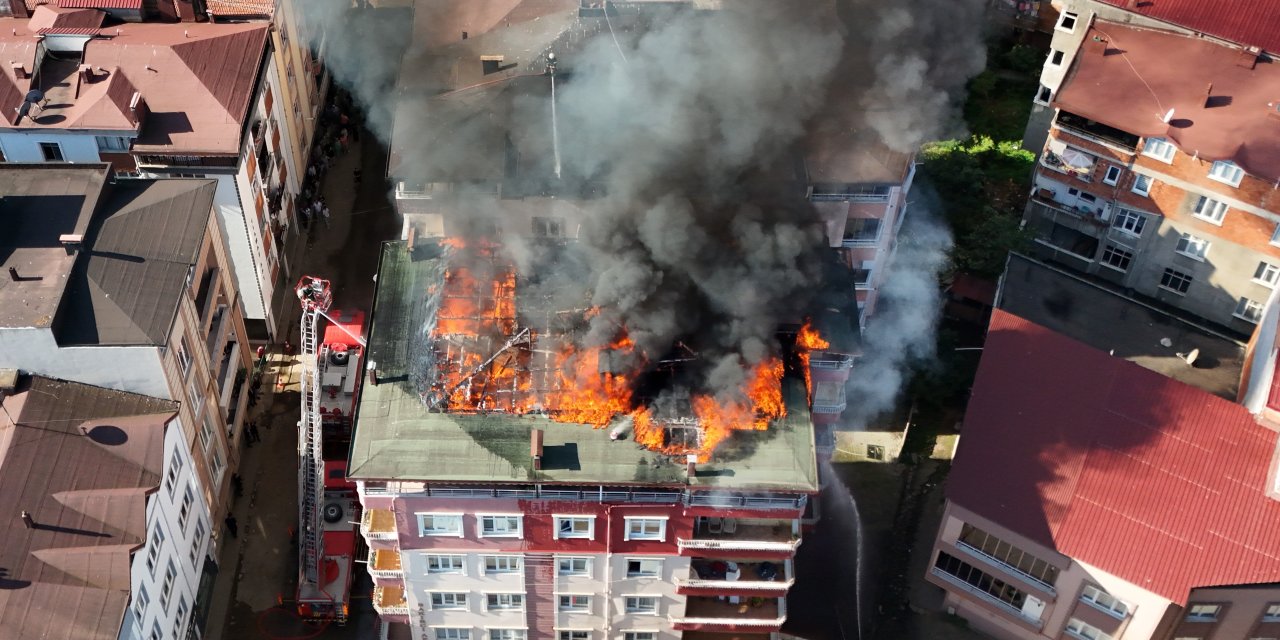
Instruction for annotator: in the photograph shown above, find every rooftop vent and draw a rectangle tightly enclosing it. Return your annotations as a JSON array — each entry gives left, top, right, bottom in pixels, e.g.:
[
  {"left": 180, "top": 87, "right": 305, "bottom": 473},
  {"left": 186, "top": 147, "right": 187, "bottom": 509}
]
[
  {"left": 10, "top": 61, "right": 27, "bottom": 79},
  {"left": 531, "top": 429, "right": 544, "bottom": 470},
  {"left": 59, "top": 234, "right": 83, "bottom": 254},
  {"left": 1237, "top": 46, "right": 1261, "bottom": 70},
  {"left": 481, "top": 55, "right": 504, "bottom": 75},
  {"left": 128, "top": 91, "right": 142, "bottom": 112}
]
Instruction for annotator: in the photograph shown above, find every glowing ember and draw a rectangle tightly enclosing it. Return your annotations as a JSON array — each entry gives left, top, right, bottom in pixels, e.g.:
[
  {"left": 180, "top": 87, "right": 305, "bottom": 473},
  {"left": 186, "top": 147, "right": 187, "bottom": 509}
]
[{"left": 795, "top": 319, "right": 829, "bottom": 401}]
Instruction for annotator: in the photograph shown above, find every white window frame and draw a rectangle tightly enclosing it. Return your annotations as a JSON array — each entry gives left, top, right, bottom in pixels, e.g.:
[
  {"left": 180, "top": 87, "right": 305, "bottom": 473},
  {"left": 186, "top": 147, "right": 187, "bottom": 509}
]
[
  {"left": 178, "top": 484, "right": 194, "bottom": 531},
  {"left": 558, "top": 594, "right": 591, "bottom": 612},
  {"left": 1254, "top": 262, "right": 1280, "bottom": 287},
  {"left": 1235, "top": 297, "right": 1264, "bottom": 324},
  {"left": 426, "top": 554, "right": 466, "bottom": 574},
  {"left": 149, "top": 621, "right": 162, "bottom": 640},
  {"left": 429, "top": 592, "right": 469, "bottom": 610},
  {"left": 623, "top": 633, "right": 656, "bottom": 640},
  {"left": 133, "top": 584, "right": 150, "bottom": 622},
  {"left": 483, "top": 555, "right": 523, "bottom": 574},
  {"left": 485, "top": 593, "right": 525, "bottom": 611},
  {"left": 479, "top": 514, "right": 523, "bottom": 538},
  {"left": 559, "top": 631, "right": 590, "bottom": 640},
  {"left": 1080, "top": 585, "right": 1129, "bottom": 618},
  {"left": 623, "top": 517, "right": 666, "bottom": 541},
  {"left": 1065, "top": 617, "right": 1112, "bottom": 640},
  {"left": 1271, "top": 224, "right": 1280, "bottom": 247},
  {"left": 1174, "top": 233, "right": 1210, "bottom": 261},
  {"left": 190, "top": 518, "right": 206, "bottom": 565},
  {"left": 1186, "top": 604, "right": 1221, "bottom": 621},
  {"left": 1102, "top": 165, "right": 1121, "bottom": 186},
  {"left": 174, "top": 595, "right": 189, "bottom": 637},
  {"left": 1100, "top": 244, "right": 1133, "bottom": 272},
  {"left": 623, "top": 596, "right": 658, "bottom": 615},
  {"left": 488, "top": 630, "right": 525, "bottom": 640},
  {"left": 1131, "top": 173, "right": 1152, "bottom": 197},
  {"left": 557, "top": 556, "right": 592, "bottom": 576},
  {"left": 176, "top": 336, "right": 193, "bottom": 377},
  {"left": 417, "top": 513, "right": 464, "bottom": 537},
  {"left": 554, "top": 515, "right": 595, "bottom": 540},
  {"left": 1141, "top": 137, "right": 1176, "bottom": 163},
  {"left": 1112, "top": 209, "right": 1146, "bottom": 236},
  {"left": 160, "top": 559, "right": 177, "bottom": 610},
  {"left": 39, "top": 141, "right": 64, "bottom": 162},
  {"left": 146, "top": 523, "right": 166, "bottom": 575},
  {"left": 1263, "top": 602, "right": 1280, "bottom": 621},
  {"left": 436, "top": 629, "right": 471, "bottom": 640},
  {"left": 626, "top": 558, "right": 662, "bottom": 578},
  {"left": 1192, "top": 195, "right": 1228, "bottom": 225},
  {"left": 1056, "top": 11, "right": 1078, "bottom": 32},
  {"left": 1208, "top": 160, "right": 1244, "bottom": 187},
  {"left": 164, "top": 449, "right": 183, "bottom": 498},
  {"left": 1049, "top": 49, "right": 1065, "bottom": 66},
  {"left": 188, "top": 377, "right": 206, "bottom": 421}
]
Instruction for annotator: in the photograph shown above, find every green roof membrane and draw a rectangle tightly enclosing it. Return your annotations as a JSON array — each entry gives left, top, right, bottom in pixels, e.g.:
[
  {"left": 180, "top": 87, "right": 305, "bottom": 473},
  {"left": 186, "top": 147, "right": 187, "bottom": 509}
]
[{"left": 349, "top": 241, "right": 818, "bottom": 491}]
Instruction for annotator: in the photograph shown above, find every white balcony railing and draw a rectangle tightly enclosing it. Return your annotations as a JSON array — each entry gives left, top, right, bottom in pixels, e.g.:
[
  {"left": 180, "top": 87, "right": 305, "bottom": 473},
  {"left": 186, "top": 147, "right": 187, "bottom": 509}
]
[
  {"left": 669, "top": 615, "right": 786, "bottom": 627},
  {"left": 930, "top": 568, "right": 1043, "bottom": 629},
  {"left": 360, "top": 509, "right": 397, "bottom": 541},
  {"left": 367, "top": 548, "right": 403, "bottom": 580},
  {"left": 372, "top": 587, "right": 409, "bottom": 616},
  {"left": 677, "top": 538, "right": 800, "bottom": 553},
  {"left": 676, "top": 576, "right": 795, "bottom": 591}
]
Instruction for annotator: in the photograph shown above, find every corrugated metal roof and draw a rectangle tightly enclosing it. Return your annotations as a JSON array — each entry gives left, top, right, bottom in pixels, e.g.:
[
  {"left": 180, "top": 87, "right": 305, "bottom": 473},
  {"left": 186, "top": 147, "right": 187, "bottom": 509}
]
[
  {"left": 56, "top": 0, "right": 141, "bottom": 8},
  {"left": 204, "top": 0, "right": 273, "bottom": 16},
  {"left": 948, "top": 310, "right": 1280, "bottom": 604},
  {"left": 1095, "top": 0, "right": 1280, "bottom": 53},
  {"left": 36, "top": 26, "right": 99, "bottom": 34}
]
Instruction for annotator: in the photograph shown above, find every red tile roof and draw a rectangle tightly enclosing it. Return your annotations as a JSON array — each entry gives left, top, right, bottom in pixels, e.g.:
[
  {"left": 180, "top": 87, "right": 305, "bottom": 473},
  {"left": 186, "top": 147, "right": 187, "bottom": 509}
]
[
  {"left": 1055, "top": 22, "right": 1280, "bottom": 183},
  {"left": 56, "top": 0, "right": 141, "bottom": 8},
  {"left": 28, "top": 5, "right": 103, "bottom": 30},
  {"left": 948, "top": 309, "right": 1280, "bottom": 604},
  {"left": 1095, "top": 0, "right": 1280, "bottom": 54}
]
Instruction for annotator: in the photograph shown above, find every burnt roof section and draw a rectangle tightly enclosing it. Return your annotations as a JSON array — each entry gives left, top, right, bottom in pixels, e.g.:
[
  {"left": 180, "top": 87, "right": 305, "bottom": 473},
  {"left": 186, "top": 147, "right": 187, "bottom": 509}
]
[
  {"left": 0, "top": 164, "right": 110, "bottom": 330},
  {"left": 0, "top": 19, "right": 269, "bottom": 154},
  {"left": 56, "top": 178, "right": 216, "bottom": 346},
  {"left": 949, "top": 309, "right": 1280, "bottom": 604},
  {"left": 0, "top": 373, "right": 176, "bottom": 640},
  {"left": 1095, "top": 0, "right": 1280, "bottom": 54},
  {"left": 998, "top": 254, "right": 1244, "bottom": 399},
  {"left": 1054, "top": 21, "right": 1280, "bottom": 182}
]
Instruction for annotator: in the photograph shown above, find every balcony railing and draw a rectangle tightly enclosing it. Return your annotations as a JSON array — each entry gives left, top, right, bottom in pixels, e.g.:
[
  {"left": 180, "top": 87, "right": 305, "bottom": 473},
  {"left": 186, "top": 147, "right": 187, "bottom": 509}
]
[
  {"left": 956, "top": 540, "right": 1056, "bottom": 593},
  {"left": 360, "top": 508, "right": 397, "bottom": 541},
  {"left": 368, "top": 548, "right": 403, "bottom": 580},
  {"left": 671, "top": 596, "right": 786, "bottom": 628},
  {"left": 810, "top": 354, "right": 855, "bottom": 370},
  {"left": 679, "top": 518, "right": 800, "bottom": 554},
  {"left": 678, "top": 560, "right": 793, "bottom": 592},
  {"left": 686, "top": 494, "right": 806, "bottom": 510},
  {"left": 372, "top": 586, "right": 409, "bottom": 616},
  {"left": 931, "top": 567, "right": 1043, "bottom": 629},
  {"left": 1054, "top": 110, "right": 1139, "bottom": 153}
]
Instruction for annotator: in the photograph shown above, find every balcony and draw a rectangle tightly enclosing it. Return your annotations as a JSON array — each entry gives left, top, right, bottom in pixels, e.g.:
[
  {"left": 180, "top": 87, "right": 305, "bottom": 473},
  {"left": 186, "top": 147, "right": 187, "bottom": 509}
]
[
  {"left": 671, "top": 596, "right": 786, "bottom": 631},
  {"left": 360, "top": 508, "right": 397, "bottom": 542},
  {"left": 678, "top": 560, "right": 793, "bottom": 597},
  {"left": 368, "top": 548, "right": 403, "bottom": 581},
  {"left": 678, "top": 518, "right": 800, "bottom": 557},
  {"left": 1055, "top": 110, "right": 1139, "bottom": 153},
  {"left": 809, "top": 352, "right": 854, "bottom": 371},
  {"left": 811, "top": 381, "right": 846, "bottom": 415},
  {"left": 372, "top": 585, "right": 409, "bottom": 616}
]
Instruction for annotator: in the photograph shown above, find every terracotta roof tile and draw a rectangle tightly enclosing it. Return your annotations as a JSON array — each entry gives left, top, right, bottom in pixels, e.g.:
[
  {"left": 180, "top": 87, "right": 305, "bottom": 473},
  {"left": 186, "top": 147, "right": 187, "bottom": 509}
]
[
  {"left": 948, "top": 309, "right": 1280, "bottom": 604},
  {"left": 56, "top": 0, "right": 140, "bottom": 8},
  {"left": 204, "top": 0, "right": 273, "bottom": 16}
]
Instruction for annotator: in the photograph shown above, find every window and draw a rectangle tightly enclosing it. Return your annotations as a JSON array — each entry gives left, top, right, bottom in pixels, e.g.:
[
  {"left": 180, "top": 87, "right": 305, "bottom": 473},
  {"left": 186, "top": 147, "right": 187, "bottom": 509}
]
[
  {"left": 626, "top": 559, "right": 662, "bottom": 578},
  {"left": 418, "top": 513, "right": 463, "bottom": 537},
  {"left": 426, "top": 555, "right": 466, "bottom": 574},
  {"left": 486, "top": 593, "right": 524, "bottom": 611},
  {"left": 1160, "top": 268, "right": 1193, "bottom": 294},
  {"left": 1142, "top": 137, "right": 1176, "bottom": 163},
  {"left": 624, "top": 518, "right": 666, "bottom": 541},
  {"left": 437, "top": 629, "right": 471, "bottom": 640},
  {"left": 1102, "top": 165, "right": 1121, "bottom": 186},
  {"left": 480, "top": 515, "right": 522, "bottom": 538},
  {"left": 176, "top": 337, "right": 193, "bottom": 377},
  {"left": 1065, "top": 617, "right": 1113, "bottom": 640},
  {"left": 146, "top": 524, "right": 166, "bottom": 575},
  {"left": 164, "top": 449, "right": 183, "bottom": 498},
  {"left": 933, "top": 551, "right": 1029, "bottom": 611},
  {"left": 533, "top": 216, "right": 564, "bottom": 238},
  {"left": 1174, "top": 233, "right": 1210, "bottom": 260},
  {"left": 1080, "top": 585, "right": 1129, "bottom": 618},
  {"left": 559, "top": 594, "right": 590, "bottom": 611},
  {"left": 189, "top": 378, "right": 206, "bottom": 421},
  {"left": 209, "top": 445, "right": 225, "bottom": 482},
  {"left": 1254, "top": 262, "right": 1280, "bottom": 287},
  {"left": 95, "top": 136, "right": 130, "bottom": 152},
  {"left": 160, "top": 559, "right": 176, "bottom": 610},
  {"left": 1264, "top": 603, "right": 1280, "bottom": 621},
  {"left": 149, "top": 621, "right": 163, "bottom": 640},
  {"left": 624, "top": 634, "right": 655, "bottom": 640},
  {"left": 1112, "top": 209, "right": 1146, "bottom": 236},
  {"left": 1101, "top": 245, "right": 1133, "bottom": 272},
  {"left": 1036, "top": 85, "right": 1052, "bottom": 104},
  {"left": 559, "top": 632, "right": 589, "bottom": 640},
  {"left": 1186, "top": 604, "right": 1221, "bottom": 621},
  {"left": 178, "top": 485, "right": 194, "bottom": 531},
  {"left": 133, "top": 584, "right": 150, "bottom": 621},
  {"left": 1131, "top": 174, "right": 1152, "bottom": 196},
  {"left": 1193, "top": 196, "right": 1228, "bottom": 224},
  {"left": 174, "top": 596, "right": 189, "bottom": 636},
  {"left": 1050, "top": 49, "right": 1065, "bottom": 65},
  {"left": 197, "top": 412, "right": 214, "bottom": 452},
  {"left": 39, "top": 142, "right": 64, "bottom": 161},
  {"left": 1235, "top": 297, "right": 1264, "bottom": 323},
  {"left": 489, "top": 631, "right": 525, "bottom": 640},
  {"left": 956, "top": 523, "right": 1060, "bottom": 587},
  {"left": 1208, "top": 160, "right": 1244, "bottom": 186},
  {"left": 555, "top": 516, "right": 594, "bottom": 539},
  {"left": 190, "top": 519, "right": 206, "bottom": 565},
  {"left": 1272, "top": 224, "right": 1280, "bottom": 247},
  {"left": 1057, "top": 11, "right": 1078, "bottom": 32},
  {"left": 558, "top": 557, "right": 591, "bottom": 576},
  {"left": 484, "top": 555, "right": 523, "bottom": 574},
  {"left": 624, "top": 596, "right": 658, "bottom": 614},
  {"left": 429, "top": 592, "right": 468, "bottom": 610}
]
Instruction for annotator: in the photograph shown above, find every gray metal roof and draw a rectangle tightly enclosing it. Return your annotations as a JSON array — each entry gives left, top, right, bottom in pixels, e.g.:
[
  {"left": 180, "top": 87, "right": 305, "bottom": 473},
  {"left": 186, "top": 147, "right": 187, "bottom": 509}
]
[{"left": 350, "top": 241, "right": 819, "bottom": 491}]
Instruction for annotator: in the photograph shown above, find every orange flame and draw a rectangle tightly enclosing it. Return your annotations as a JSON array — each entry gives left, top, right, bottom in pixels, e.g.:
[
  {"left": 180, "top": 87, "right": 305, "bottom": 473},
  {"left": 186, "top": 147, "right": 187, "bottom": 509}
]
[{"left": 796, "top": 319, "right": 829, "bottom": 402}]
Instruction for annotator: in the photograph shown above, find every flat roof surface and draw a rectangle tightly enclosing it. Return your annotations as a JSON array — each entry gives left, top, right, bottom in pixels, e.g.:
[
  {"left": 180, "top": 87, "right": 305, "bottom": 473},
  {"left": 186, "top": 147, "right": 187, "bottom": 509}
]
[
  {"left": 0, "top": 164, "right": 108, "bottom": 329},
  {"left": 949, "top": 309, "right": 1280, "bottom": 604},
  {"left": 1095, "top": 0, "right": 1280, "bottom": 54},
  {"left": 999, "top": 254, "right": 1244, "bottom": 399},
  {"left": 350, "top": 241, "right": 819, "bottom": 491},
  {"left": 1055, "top": 21, "right": 1280, "bottom": 182}
]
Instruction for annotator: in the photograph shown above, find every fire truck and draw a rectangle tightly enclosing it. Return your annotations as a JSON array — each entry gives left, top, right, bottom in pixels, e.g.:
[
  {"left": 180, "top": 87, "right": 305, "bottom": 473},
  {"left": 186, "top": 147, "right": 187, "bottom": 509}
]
[{"left": 295, "top": 277, "right": 366, "bottom": 623}]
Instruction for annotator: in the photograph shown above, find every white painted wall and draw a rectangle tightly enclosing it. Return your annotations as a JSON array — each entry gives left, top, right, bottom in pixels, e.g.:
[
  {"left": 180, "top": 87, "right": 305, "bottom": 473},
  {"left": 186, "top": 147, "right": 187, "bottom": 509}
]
[
  {"left": 0, "top": 131, "right": 101, "bottom": 163},
  {"left": 0, "top": 327, "right": 170, "bottom": 398},
  {"left": 119, "top": 417, "right": 212, "bottom": 640},
  {"left": 213, "top": 173, "right": 270, "bottom": 323}
]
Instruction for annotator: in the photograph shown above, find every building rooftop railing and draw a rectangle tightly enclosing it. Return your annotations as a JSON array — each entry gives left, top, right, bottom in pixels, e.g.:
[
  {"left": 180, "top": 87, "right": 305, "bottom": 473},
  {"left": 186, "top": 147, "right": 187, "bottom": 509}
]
[{"left": 360, "top": 483, "right": 807, "bottom": 510}]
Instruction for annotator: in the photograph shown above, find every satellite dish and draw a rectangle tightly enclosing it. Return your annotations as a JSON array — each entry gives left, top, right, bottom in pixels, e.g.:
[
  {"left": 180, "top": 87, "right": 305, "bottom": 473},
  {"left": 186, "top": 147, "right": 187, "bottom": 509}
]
[
  {"left": 1177, "top": 348, "right": 1200, "bottom": 366},
  {"left": 1161, "top": 108, "right": 1175, "bottom": 123},
  {"left": 23, "top": 89, "right": 43, "bottom": 104}
]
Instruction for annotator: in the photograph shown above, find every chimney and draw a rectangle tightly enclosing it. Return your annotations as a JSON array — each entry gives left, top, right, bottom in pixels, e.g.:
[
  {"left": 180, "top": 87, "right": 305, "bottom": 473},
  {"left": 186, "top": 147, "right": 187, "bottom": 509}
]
[
  {"left": 8, "top": 267, "right": 19, "bottom": 282},
  {"left": 462, "top": 31, "right": 468, "bottom": 40},
  {"left": 407, "top": 225, "right": 417, "bottom": 252},
  {"left": 10, "top": 62, "right": 27, "bottom": 80},
  {"left": 20, "top": 511, "right": 34, "bottom": 529},
  {"left": 686, "top": 453, "right": 697, "bottom": 477},
  {"left": 531, "top": 429, "right": 544, "bottom": 470},
  {"left": 59, "top": 234, "right": 83, "bottom": 255},
  {"left": 366, "top": 361, "right": 379, "bottom": 386}
]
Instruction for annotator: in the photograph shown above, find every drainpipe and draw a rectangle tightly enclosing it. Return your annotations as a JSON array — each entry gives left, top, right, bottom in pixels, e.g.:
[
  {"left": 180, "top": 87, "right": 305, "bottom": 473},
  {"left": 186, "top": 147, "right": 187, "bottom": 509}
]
[{"left": 604, "top": 504, "right": 614, "bottom": 640}]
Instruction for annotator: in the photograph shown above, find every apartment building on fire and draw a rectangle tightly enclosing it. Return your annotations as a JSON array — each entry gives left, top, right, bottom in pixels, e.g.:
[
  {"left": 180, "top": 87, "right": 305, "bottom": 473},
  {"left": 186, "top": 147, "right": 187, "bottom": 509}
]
[
  {"left": 0, "top": 0, "right": 321, "bottom": 341},
  {"left": 1020, "top": 3, "right": 1280, "bottom": 335},
  {"left": 922, "top": 256, "right": 1280, "bottom": 640}
]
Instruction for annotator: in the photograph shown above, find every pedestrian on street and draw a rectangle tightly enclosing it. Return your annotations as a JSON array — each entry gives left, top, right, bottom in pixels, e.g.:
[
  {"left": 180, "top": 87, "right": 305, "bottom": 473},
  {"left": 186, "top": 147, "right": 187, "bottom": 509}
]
[
  {"left": 225, "top": 514, "right": 239, "bottom": 538},
  {"left": 321, "top": 205, "right": 331, "bottom": 228},
  {"left": 248, "top": 421, "right": 261, "bottom": 443}
]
